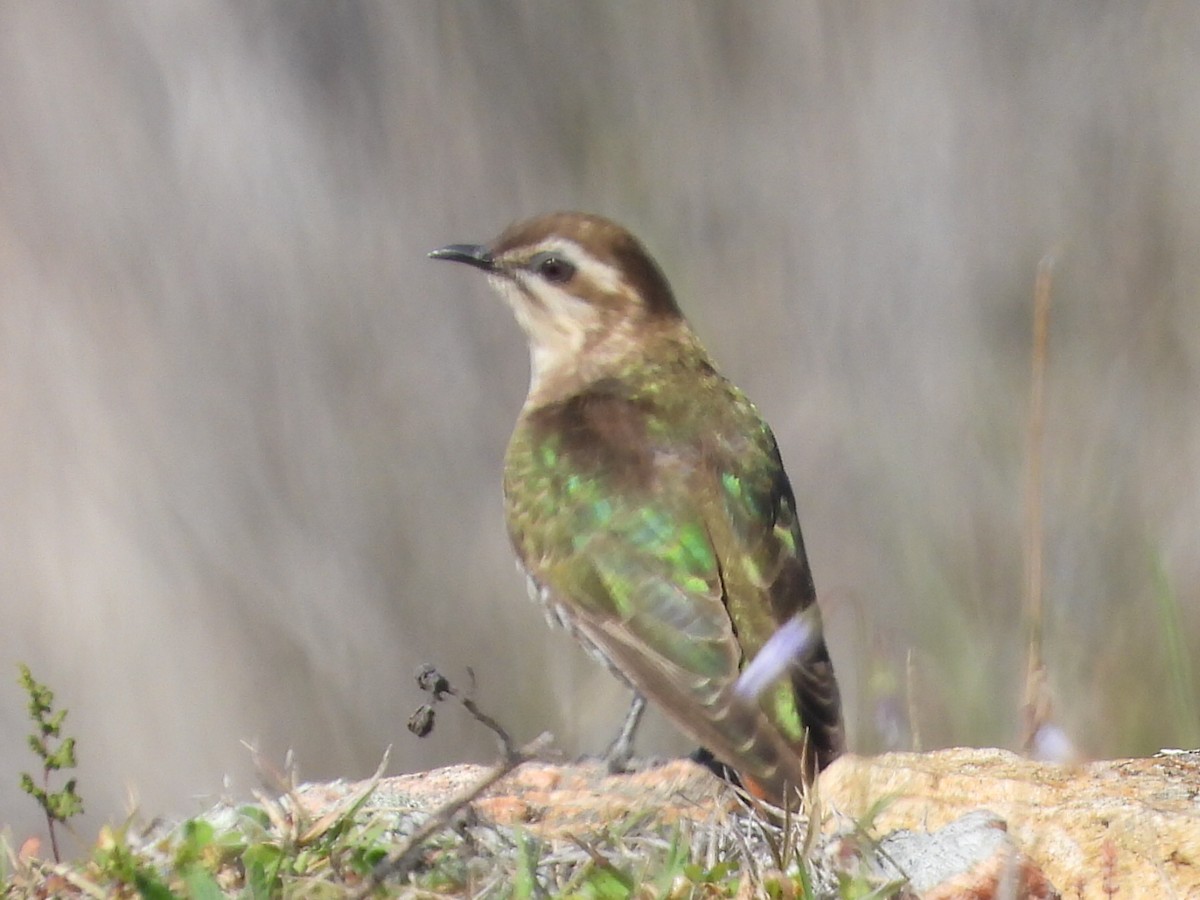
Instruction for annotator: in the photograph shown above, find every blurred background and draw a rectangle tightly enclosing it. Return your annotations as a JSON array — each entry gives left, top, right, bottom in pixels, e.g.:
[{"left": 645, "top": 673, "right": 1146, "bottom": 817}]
[{"left": 2, "top": 2, "right": 1198, "bottom": 846}]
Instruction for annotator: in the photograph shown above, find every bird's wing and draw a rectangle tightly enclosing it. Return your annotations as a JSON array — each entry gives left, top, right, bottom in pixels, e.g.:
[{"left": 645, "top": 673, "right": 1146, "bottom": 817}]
[
  {"left": 506, "top": 387, "right": 841, "bottom": 794},
  {"left": 537, "top": 483, "right": 816, "bottom": 798},
  {"left": 706, "top": 432, "right": 845, "bottom": 771}
]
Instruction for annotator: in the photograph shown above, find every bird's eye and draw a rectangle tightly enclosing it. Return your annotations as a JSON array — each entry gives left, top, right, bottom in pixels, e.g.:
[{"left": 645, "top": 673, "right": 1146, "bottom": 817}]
[{"left": 531, "top": 252, "right": 576, "bottom": 284}]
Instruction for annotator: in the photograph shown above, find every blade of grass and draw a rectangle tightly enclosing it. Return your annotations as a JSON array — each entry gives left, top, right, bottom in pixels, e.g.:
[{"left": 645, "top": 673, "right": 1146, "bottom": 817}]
[{"left": 1150, "top": 550, "right": 1200, "bottom": 744}]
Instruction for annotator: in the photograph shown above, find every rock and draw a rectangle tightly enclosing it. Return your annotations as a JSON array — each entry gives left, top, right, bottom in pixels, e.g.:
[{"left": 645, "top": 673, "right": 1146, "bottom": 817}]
[
  {"left": 868, "top": 810, "right": 1058, "bottom": 898},
  {"left": 303, "top": 757, "right": 724, "bottom": 836},
  {"left": 818, "top": 747, "right": 1200, "bottom": 898},
  {"left": 293, "top": 748, "right": 1199, "bottom": 897}
]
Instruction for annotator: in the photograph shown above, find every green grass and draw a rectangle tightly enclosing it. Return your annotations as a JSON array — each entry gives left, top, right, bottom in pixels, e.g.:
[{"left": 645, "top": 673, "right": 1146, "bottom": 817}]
[
  {"left": 1, "top": 789, "right": 905, "bottom": 898},
  {"left": 3, "top": 667, "right": 909, "bottom": 898},
  {"left": 1151, "top": 549, "right": 1200, "bottom": 747}
]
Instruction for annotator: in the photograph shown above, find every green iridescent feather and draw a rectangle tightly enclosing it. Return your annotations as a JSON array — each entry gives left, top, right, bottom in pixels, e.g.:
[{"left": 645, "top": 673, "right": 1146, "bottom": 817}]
[{"left": 503, "top": 332, "right": 840, "bottom": 794}]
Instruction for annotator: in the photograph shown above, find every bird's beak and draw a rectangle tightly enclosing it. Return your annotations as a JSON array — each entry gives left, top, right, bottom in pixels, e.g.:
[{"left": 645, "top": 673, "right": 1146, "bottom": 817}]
[{"left": 427, "top": 243, "right": 496, "bottom": 273}]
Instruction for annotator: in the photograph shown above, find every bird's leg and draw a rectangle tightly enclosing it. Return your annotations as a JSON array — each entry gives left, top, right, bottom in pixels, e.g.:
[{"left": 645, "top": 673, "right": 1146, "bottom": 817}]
[{"left": 603, "top": 692, "right": 647, "bottom": 773}]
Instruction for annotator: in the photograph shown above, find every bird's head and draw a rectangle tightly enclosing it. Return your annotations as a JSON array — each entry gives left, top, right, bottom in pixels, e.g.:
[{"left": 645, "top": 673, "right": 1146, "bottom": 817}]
[{"left": 430, "top": 212, "right": 685, "bottom": 399}]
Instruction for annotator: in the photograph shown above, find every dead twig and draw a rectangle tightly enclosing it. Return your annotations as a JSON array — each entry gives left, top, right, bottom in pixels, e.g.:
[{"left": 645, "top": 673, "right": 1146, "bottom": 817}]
[
  {"left": 1021, "top": 250, "right": 1055, "bottom": 753},
  {"left": 354, "top": 666, "right": 553, "bottom": 896}
]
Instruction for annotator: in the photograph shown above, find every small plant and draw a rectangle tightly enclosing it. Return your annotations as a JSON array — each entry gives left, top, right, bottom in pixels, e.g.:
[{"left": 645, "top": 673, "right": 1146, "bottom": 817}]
[{"left": 17, "top": 663, "right": 84, "bottom": 863}]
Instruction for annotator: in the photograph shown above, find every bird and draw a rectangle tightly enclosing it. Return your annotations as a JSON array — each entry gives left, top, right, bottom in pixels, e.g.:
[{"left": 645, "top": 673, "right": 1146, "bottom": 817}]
[{"left": 429, "top": 212, "right": 843, "bottom": 805}]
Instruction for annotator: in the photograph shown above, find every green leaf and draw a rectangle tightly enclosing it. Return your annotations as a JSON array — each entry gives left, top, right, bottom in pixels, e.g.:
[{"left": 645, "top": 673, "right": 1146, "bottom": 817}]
[
  {"left": 132, "top": 867, "right": 179, "bottom": 900},
  {"left": 46, "top": 736, "right": 78, "bottom": 770},
  {"left": 795, "top": 858, "right": 815, "bottom": 900},
  {"left": 243, "top": 842, "right": 284, "bottom": 897},
  {"left": 18, "top": 772, "right": 44, "bottom": 802},
  {"left": 238, "top": 805, "right": 273, "bottom": 830},
  {"left": 47, "top": 784, "right": 85, "bottom": 821},
  {"left": 181, "top": 866, "right": 225, "bottom": 900},
  {"left": 576, "top": 864, "right": 635, "bottom": 900},
  {"left": 651, "top": 829, "right": 687, "bottom": 897},
  {"left": 174, "top": 819, "right": 216, "bottom": 869},
  {"left": 512, "top": 829, "right": 538, "bottom": 900},
  {"left": 46, "top": 708, "right": 68, "bottom": 737}
]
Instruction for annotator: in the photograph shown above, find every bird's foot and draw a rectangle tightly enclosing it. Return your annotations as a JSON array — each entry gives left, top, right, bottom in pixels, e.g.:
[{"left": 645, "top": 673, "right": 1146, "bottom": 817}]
[{"left": 690, "top": 746, "right": 743, "bottom": 790}]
